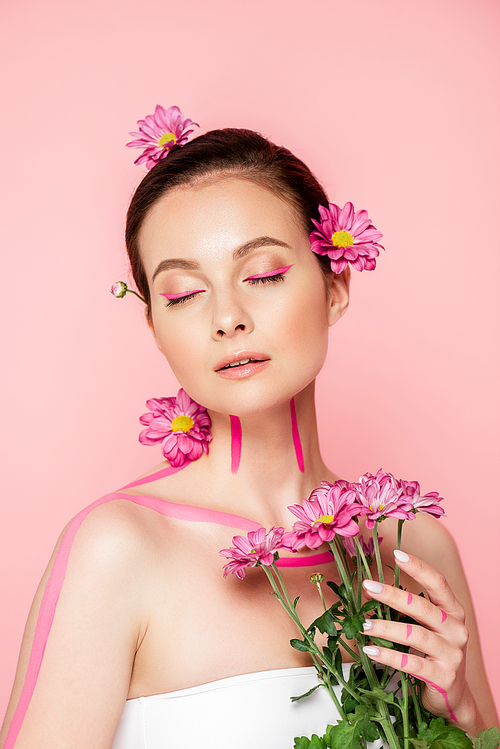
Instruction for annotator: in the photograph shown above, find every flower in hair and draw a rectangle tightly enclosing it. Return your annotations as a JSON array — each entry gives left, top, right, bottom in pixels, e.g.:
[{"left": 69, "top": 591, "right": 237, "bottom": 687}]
[
  {"left": 127, "top": 105, "right": 199, "bottom": 169},
  {"left": 139, "top": 388, "right": 212, "bottom": 467},
  {"left": 309, "top": 202, "right": 384, "bottom": 273}
]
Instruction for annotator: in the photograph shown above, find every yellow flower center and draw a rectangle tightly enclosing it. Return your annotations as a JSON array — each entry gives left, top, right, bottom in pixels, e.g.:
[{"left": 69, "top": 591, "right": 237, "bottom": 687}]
[
  {"left": 331, "top": 230, "right": 354, "bottom": 248},
  {"left": 171, "top": 415, "right": 194, "bottom": 433},
  {"left": 158, "top": 132, "right": 176, "bottom": 148},
  {"left": 369, "top": 503, "right": 384, "bottom": 512},
  {"left": 313, "top": 514, "right": 335, "bottom": 525}
]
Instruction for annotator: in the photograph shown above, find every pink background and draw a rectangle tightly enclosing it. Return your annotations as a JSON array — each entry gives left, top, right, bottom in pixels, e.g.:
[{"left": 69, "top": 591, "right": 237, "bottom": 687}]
[{"left": 1, "top": 0, "right": 499, "bottom": 717}]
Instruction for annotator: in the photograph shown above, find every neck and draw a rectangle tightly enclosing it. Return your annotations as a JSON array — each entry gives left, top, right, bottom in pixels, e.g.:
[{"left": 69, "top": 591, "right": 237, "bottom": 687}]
[{"left": 202, "top": 381, "right": 336, "bottom": 528}]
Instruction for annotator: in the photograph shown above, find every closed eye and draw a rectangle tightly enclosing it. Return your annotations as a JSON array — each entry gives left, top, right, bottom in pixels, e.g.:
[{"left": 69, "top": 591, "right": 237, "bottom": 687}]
[
  {"left": 244, "top": 264, "right": 294, "bottom": 285},
  {"left": 160, "top": 290, "right": 205, "bottom": 307}
]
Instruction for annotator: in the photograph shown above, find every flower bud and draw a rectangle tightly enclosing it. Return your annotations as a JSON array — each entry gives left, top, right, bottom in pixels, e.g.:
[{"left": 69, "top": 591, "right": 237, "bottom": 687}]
[{"left": 310, "top": 573, "right": 325, "bottom": 584}]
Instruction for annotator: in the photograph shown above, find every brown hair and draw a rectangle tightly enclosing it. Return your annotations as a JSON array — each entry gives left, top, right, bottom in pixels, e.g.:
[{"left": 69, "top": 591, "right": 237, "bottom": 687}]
[{"left": 125, "top": 128, "right": 331, "bottom": 316}]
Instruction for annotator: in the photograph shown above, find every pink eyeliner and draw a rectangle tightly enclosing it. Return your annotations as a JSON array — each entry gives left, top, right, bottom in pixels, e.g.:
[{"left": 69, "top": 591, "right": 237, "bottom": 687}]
[
  {"left": 244, "top": 264, "right": 294, "bottom": 281},
  {"left": 160, "top": 290, "right": 205, "bottom": 299}
]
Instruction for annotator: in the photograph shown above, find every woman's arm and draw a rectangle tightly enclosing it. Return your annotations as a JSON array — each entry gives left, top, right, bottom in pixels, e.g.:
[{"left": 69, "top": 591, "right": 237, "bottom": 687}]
[
  {"left": 0, "top": 500, "right": 148, "bottom": 749},
  {"left": 362, "top": 514, "right": 498, "bottom": 732}
]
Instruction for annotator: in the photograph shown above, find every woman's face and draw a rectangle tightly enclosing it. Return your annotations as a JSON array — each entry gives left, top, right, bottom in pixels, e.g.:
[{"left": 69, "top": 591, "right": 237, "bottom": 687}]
[{"left": 139, "top": 177, "right": 349, "bottom": 416}]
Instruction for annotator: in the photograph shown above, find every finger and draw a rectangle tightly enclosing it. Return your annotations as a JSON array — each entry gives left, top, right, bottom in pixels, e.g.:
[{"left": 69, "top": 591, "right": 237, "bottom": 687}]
[
  {"left": 392, "top": 550, "right": 465, "bottom": 622},
  {"left": 362, "top": 577, "right": 447, "bottom": 632},
  {"left": 361, "top": 645, "right": 459, "bottom": 723},
  {"left": 362, "top": 618, "right": 454, "bottom": 661}
]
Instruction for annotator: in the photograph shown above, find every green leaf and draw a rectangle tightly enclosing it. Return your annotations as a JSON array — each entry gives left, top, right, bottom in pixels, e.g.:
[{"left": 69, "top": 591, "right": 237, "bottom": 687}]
[
  {"left": 471, "top": 728, "right": 500, "bottom": 749},
  {"left": 360, "top": 600, "right": 381, "bottom": 615},
  {"left": 369, "top": 636, "right": 394, "bottom": 649},
  {"left": 313, "top": 609, "right": 340, "bottom": 636},
  {"left": 328, "top": 720, "right": 364, "bottom": 749},
  {"left": 293, "top": 596, "right": 300, "bottom": 609},
  {"left": 342, "top": 614, "right": 364, "bottom": 640},
  {"left": 327, "top": 633, "right": 340, "bottom": 650},
  {"left": 294, "top": 737, "right": 313, "bottom": 749},
  {"left": 409, "top": 740, "right": 431, "bottom": 749},
  {"left": 322, "top": 646, "right": 333, "bottom": 666},
  {"left": 327, "top": 580, "right": 341, "bottom": 596},
  {"left": 416, "top": 717, "right": 474, "bottom": 749},
  {"left": 291, "top": 684, "right": 322, "bottom": 702},
  {"left": 357, "top": 686, "right": 396, "bottom": 705},
  {"left": 334, "top": 648, "right": 343, "bottom": 675},
  {"left": 290, "top": 638, "right": 312, "bottom": 653}
]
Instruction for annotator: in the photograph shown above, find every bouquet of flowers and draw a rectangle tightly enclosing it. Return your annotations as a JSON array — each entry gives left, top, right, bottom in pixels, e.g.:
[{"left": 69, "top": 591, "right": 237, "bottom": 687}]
[{"left": 220, "top": 470, "right": 499, "bottom": 749}]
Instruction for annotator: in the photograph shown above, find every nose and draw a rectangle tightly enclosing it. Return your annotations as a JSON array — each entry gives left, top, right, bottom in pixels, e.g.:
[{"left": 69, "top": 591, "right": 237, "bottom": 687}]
[{"left": 211, "top": 294, "right": 254, "bottom": 340}]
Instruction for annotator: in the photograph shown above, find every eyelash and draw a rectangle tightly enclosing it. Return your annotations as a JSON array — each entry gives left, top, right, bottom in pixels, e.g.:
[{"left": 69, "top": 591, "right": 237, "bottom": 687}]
[
  {"left": 246, "top": 272, "right": 286, "bottom": 285},
  {"left": 163, "top": 269, "right": 288, "bottom": 307}
]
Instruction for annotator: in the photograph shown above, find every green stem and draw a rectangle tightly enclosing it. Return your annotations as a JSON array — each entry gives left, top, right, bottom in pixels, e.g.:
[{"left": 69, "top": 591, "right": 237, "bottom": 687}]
[
  {"left": 401, "top": 672, "right": 410, "bottom": 749},
  {"left": 127, "top": 288, "right": 146, "bottom": 303},
  {"left": 354, "top": 535, "right": 373, "bottom": 581},
  {"left": 373, "top": 522, "right": 385, "bottom": 585},
  {"left": 357, "top": 643, "right": 401, "bottom": 749},
  {"left": 338, "top": 637, "right": 361, "bottom": 664},
  {"left": 316, "top": 582, "right": 327, "bottom": 612},
  {"left": 330, "top": 538, "right": 355, "bottom": 613},
  {"left": 394, "top": 520, "right": 404, "bottom": 590},
  {"left": 408, "top": 677, "right": 423, "bottom": 726}
]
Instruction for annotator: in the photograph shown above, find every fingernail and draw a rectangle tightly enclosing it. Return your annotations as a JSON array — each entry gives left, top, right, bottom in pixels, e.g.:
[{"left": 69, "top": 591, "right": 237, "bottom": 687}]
[
  {"left": 394, "top": 550, "right": 410, "bottom": 563},
  {"left": 363, "top": 579, "right": 384, "bottom": 594},
  {"left": 362, "top": 619, "right": 374, "bottom": 631},
  {"left": 363, "top": 646, "right": 380, "bottom": 657}
]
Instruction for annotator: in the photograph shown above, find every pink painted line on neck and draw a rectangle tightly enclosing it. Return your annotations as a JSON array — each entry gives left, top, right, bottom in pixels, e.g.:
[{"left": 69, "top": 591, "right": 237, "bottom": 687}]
[
  {"left": 407, "top": 592, "right": 413, "bottom": 605},
  {"left": 230, "top": 415, "right": 242, "bottom": 474},
  {"left": 415, "top": 675, "right": 458, "bottom": 723},
  {"left": 290, "top": 397, "right": 304, "bottom": 473},
  {"left": 406, "top": 624, "right": 412, "bottom": 640},
  {"left": 244, "top": 264, "right": 294, "bottom": 280}
]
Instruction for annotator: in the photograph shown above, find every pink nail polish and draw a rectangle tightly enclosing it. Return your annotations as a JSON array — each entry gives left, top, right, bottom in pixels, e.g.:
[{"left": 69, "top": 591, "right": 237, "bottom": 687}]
[{"left": 363, "top": 579, "right": 384, "bottom": 594}]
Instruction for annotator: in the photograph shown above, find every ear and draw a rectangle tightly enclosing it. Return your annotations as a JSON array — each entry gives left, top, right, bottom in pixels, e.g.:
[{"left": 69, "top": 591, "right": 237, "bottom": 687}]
[
  {"left": 147, "top": 311, "right": 166, "bottom": 356},
  {"left": 326, "top": 266, "right": 350, "bottom": 327}
]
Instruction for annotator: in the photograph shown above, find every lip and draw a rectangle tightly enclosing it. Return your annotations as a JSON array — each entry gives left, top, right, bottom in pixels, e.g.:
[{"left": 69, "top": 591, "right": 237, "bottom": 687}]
[{"left": 214, "top": 351, "right": 271, "bottom": 379}]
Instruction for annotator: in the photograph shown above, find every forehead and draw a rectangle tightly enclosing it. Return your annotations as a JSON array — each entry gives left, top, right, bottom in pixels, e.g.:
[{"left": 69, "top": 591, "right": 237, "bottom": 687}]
[{"left": 138, "top": 177, "right": 307, "bottom": 276}]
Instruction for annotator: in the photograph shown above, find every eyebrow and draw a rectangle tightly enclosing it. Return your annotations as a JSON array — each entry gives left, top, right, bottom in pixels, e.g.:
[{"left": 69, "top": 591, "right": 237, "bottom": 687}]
[{"left": 151, "top": 236, "right": 291, "bottom": 282}]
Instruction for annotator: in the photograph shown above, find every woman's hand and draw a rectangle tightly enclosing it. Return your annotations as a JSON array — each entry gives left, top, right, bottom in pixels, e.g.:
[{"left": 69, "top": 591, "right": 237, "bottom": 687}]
[{"left": 360, "top": 550, "right": 485, "bottom": 735}]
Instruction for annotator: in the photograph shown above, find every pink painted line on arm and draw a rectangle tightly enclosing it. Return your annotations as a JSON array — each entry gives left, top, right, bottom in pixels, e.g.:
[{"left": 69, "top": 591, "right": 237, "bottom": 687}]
[
  {"left": 407, "top": 592, "right": 413, "bottom": 605},
  {"left": 406, "top": 624, "right": 412, "bottom": 640},
  {"left": 401, "top": 653, "right": 408, "bottom": 668},
  {"left": 4, "top": 485, "right": 263, "bottom": 748},
  {"left": 414, "top": 675, "right": 458, "bottom": 723},
  {"left": 160, "top": 290, "right": 205, "bottom": 299},
  {"left": 244, "top": 264, "right": 294, "bottom": 280},
  {"left": 290, "top": 397, "right": 304, "bottom": 473},
  {"left": 441, "top": 609, "right": 447, "bottom": 623},
  {"left": 230, "top": 415, "right": 242, "bottom": 474}
]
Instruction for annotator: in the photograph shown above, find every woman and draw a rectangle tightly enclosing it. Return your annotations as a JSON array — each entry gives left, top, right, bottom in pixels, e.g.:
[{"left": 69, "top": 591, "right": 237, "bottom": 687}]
[{"left": 1, "top": 111, "right": 497, "bottom": 748}]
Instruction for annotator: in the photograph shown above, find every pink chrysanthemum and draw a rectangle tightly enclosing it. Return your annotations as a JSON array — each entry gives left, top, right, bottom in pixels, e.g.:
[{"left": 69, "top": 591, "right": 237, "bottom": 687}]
[
  {"left": 126, "top": 105, "right": 199, "bottom": 170},
  {"left": 220, "top": 527, "right": 286, "bottom": 579},
  {"left": 283, "top": 481, "right": 362, "bottom": 551},
  {"left": 139, "top": 388, "right": 212, "bottom": 467},
  {"left": 309, "top": 202, "right": 384, "bottom": 273},
  {"left": 400, "top": 480, "right": 446, "bottom": 518},
  {"left": 353, "top": 470, "right": 414, "bottom": 529}
]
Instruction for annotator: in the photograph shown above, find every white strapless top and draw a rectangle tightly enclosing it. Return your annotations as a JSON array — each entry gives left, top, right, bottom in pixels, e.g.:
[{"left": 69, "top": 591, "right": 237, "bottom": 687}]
[{"left": 112, "top": 665, "right": 352, "bottom": 749}]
